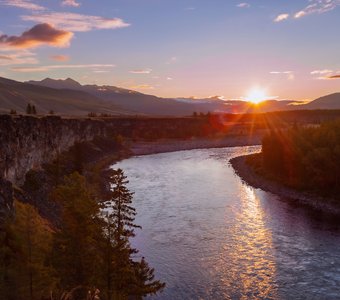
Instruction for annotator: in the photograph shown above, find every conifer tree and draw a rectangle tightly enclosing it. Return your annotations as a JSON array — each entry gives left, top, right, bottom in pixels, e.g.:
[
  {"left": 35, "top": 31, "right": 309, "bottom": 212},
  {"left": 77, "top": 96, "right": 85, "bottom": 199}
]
[
  {"left": 51, "top": 172, "right": 103, "bottom": 300},
  {"left": 32, "top": 105, "right": 37, "bottom": 115},
  {"left": 102, "top": 169, "right": 165, "bottom": 299},
  {"left": 0, "top": 201, "right": 56, "bottom": 300},
  {"left": 26, "top": 103, "right": 32, "bottom": 114}
]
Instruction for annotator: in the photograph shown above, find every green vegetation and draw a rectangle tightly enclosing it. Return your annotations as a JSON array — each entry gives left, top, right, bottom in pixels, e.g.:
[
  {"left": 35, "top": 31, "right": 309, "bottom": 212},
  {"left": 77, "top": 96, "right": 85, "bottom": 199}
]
[
  {"left": 0, "top": 201, "right": 56, "bottom": 300},
  {"left": 252, "top": 120, "right": 340, "bottom": 197},
  {"left": 1, "top": 169, "right": 164, "bottom": 300}
]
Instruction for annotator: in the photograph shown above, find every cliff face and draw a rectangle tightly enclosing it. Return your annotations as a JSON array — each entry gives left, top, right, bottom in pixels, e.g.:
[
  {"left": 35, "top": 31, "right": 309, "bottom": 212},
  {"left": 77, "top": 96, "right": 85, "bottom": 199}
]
[
  {"left": 0, "top": 115, "right": 107, "bottom": 184},
  {"left": 0, "top": 115, "right": 209, "bottom": 184}
]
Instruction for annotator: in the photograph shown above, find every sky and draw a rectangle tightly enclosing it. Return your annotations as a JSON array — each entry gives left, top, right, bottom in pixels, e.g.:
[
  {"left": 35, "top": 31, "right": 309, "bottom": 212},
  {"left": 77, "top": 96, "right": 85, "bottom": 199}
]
[{"left": 0, "top": 0, "right": 340, "bottom": 101}]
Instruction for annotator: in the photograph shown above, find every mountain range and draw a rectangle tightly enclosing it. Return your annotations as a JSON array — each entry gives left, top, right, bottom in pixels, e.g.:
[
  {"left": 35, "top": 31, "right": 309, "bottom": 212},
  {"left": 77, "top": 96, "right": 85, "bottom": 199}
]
[{"left": 0, "top": 76, "right": 339, "bottom": 116}]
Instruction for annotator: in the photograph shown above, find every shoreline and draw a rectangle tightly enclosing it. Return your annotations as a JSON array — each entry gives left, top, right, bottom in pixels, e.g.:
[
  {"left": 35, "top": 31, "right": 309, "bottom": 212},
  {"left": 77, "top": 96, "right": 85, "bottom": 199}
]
[
  {"left": 230, "top": 154, "right": 340, "bottom": 216},
  {"left": 129, "top": 135, "right": 262, "bottom": 156}
]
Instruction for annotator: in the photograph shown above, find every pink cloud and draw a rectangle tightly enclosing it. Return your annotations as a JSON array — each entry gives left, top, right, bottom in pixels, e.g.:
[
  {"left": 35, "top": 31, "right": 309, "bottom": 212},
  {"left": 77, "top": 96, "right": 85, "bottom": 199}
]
[
  {"left": 61, "top": 0, "right": 80, "bottom": 7},
  {"left": 22, "top": 12, "right": 130, "bottom": 32},
  {"left": 0, "top": 23, "right": 73, "bottom": 49}
]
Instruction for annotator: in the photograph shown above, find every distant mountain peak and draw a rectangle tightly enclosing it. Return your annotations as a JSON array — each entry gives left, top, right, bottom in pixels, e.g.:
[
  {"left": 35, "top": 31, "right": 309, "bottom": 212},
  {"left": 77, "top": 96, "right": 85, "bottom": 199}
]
[
  {"left": 28, "top": 77, "right": 82, "bottom": 90},
  {"left": 65, "top": 77, "right": 81, "bottom": 84}
]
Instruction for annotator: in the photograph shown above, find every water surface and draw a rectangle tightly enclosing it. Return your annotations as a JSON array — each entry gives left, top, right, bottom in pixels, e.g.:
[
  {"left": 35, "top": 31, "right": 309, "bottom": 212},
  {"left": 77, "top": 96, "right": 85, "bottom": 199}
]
[{"left": 114, "top": 146, "right": 340, "bottom": 299}]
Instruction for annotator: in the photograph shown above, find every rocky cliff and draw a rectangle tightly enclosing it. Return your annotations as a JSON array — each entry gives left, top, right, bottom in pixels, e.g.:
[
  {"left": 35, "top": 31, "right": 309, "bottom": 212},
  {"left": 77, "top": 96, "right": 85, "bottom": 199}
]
[
  {"left": 0, "top": 115, "right": 109, "bottom": 184},
  {"left": 0, "top": 115, "right": 210, "bottom": 185}
]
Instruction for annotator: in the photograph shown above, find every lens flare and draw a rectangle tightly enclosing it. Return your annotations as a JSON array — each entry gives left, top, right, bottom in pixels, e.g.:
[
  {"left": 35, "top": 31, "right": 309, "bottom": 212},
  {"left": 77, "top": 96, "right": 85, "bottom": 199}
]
[{"left": 246, "top": 88, "right": 269, "bottom": 104}]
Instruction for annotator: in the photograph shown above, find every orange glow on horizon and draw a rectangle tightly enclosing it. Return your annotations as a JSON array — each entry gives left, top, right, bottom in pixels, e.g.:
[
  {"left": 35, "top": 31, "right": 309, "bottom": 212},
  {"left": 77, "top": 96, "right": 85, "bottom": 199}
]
[{"left": 246, "top": 87, "right": 270, "bottom": 104}]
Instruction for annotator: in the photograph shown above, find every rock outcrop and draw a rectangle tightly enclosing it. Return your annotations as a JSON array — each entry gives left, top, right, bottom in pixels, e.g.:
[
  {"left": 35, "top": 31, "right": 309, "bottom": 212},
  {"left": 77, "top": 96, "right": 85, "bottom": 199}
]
[{"left": 0, "top": 115, "right": 108, "bottom": 184}]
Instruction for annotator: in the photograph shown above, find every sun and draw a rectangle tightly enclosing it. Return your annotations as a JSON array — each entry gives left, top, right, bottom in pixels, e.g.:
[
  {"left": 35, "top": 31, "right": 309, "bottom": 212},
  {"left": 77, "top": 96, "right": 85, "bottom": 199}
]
[{"left": 246, "top": 88, "right": 269, "bottom": 104}]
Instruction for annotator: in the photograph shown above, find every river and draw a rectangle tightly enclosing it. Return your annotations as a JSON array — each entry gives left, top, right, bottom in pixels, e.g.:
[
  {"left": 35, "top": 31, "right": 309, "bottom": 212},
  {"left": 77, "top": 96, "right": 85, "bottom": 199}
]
[{"left": 113, "top": 146, "right": 340, "bottom": 300}]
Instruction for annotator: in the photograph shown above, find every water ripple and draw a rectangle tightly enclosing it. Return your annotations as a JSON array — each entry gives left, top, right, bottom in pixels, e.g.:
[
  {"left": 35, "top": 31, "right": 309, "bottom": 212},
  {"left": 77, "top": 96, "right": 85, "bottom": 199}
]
[{"left": 114, "top": 146, "right": 340, "bottom": 299}]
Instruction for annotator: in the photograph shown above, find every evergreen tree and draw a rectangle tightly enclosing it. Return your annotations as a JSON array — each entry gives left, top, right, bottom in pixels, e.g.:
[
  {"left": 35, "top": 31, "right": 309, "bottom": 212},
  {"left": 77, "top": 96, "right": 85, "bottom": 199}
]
[
  {"left": 51, "top": 172, "right": 103, "bottom": 300},
  {"left": 0, "top": 201, "right": 56, "bottom": 300},
  {"left": 26, "top": 103, "right": 32, "bottom": 114},
  {"left": 101, "top": 169, "right": 164, "bottom": 299},
  {"left": 131, "top": 257, "right": 165, "bottom": 299},
  {"left": 32, "top": 105, "right": 37, "bottom": 115}
]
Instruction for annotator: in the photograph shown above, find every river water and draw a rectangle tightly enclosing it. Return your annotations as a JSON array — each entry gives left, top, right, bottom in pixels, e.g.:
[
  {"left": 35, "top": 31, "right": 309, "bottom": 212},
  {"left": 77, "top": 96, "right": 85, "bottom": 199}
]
[{"left": 113, "top": 146, "right": 340, "bottom": 300}]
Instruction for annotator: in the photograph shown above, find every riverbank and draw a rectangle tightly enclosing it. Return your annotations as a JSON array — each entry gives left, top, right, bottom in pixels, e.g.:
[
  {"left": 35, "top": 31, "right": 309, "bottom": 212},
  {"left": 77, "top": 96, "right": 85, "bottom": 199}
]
[
  {"left": 230, "top": 154, "right": 340, "bottom": 216},
  {"left": 130, "top": 135, "right": 262, "bottom": 156}
]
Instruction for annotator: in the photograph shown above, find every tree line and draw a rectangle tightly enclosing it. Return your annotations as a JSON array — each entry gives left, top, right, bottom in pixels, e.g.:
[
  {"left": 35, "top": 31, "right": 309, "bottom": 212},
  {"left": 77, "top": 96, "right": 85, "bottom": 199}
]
[
  {"left": 0, "top": 169, "right": 164, "bottom": 300},
  {"left": 259, "top": 120, "right": 340, "bottom": 196}
]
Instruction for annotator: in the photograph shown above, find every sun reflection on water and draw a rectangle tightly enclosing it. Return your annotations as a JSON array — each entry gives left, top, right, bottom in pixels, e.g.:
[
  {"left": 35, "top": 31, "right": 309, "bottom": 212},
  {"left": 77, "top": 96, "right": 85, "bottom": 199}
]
[{"left": 214, "top": 184, "right": 279, "bottom": 299}]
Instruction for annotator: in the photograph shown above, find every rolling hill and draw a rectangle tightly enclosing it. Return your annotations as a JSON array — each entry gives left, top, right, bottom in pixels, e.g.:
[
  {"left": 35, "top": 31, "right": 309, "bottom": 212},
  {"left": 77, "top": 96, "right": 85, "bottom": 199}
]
[{"left": 304, "top": 93, "right": 340, "bottom": 110}]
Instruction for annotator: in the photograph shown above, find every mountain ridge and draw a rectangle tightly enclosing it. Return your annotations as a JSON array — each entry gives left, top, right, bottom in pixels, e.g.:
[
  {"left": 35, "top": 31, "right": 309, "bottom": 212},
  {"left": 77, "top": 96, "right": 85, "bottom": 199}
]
[{"left": 0, "top": 77, "right": 338, "bottom": 116}]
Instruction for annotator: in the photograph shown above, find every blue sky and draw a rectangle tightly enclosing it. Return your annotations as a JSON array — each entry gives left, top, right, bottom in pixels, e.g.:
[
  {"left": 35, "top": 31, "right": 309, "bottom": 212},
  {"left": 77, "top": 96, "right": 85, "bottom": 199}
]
[{"left": 0, "top": 0, "right": 340, "bottom": 100}]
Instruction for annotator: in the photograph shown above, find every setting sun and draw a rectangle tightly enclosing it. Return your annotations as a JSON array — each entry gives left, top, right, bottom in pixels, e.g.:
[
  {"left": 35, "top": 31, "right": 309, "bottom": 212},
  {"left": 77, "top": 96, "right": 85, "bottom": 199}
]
[{"left": 246, "top": 88, "right": 269, "bottom": 104}]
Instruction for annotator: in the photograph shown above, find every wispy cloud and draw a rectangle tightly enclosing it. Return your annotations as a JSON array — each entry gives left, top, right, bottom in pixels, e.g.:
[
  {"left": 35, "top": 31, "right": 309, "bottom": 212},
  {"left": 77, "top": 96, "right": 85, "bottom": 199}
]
[
  {"left": 270, "top": 71, "right": 295, "bottom": 80},
  {"left": 0, "top": 55, "right": 12, "bottom": 60},
  {"left": 311, "top": 69, "right": 333, "bottom": 75},
  {"left": 93, "top": 70, "right": 110, "bottom": 73},
  {"left": 237, "top": 3, "right": 250, "bottom": 8},
  {"left": 129, "top": 68, "right": 152, "bottom": 74},
  {"left": 11, "top": 63, "right": 115, "bottom": 72},
  {"left": 1, "top": 0, "right": 45, "bottom": 11},
  {"left": 0, "top": 50, "right": 37, "bottom": 65},
  {"left": 274, "top": 13, "right": 289, "bottom": 22},
  {"left": 22, "top": 12, "right": 130, "bottom": 32},
  {"left": 275, "top": 0, "right": 340, "bottom": 22},
  {"left": 294, "top": 0, "right": 340, "bottom": 19},
  {"left": 61, "top": 0, "right": 80, "bottom": 7},
  {"left": 270, "top": 71, "right": 293, "bottom": 74},
  {"left": 0, "top": 23, "right": 73, "bottom": 49},
  {"left": 310, "top": 69, "right": 340, "bottom": 79},
  {"left": 50, "top": 54, "right": 70, "bottom": 62}
]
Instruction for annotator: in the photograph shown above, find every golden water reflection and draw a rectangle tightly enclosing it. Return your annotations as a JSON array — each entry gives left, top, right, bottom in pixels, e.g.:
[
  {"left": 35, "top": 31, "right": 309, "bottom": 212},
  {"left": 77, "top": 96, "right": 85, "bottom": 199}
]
[{"left": 213, "top": 184, "right": 279, "bottom": 299}]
